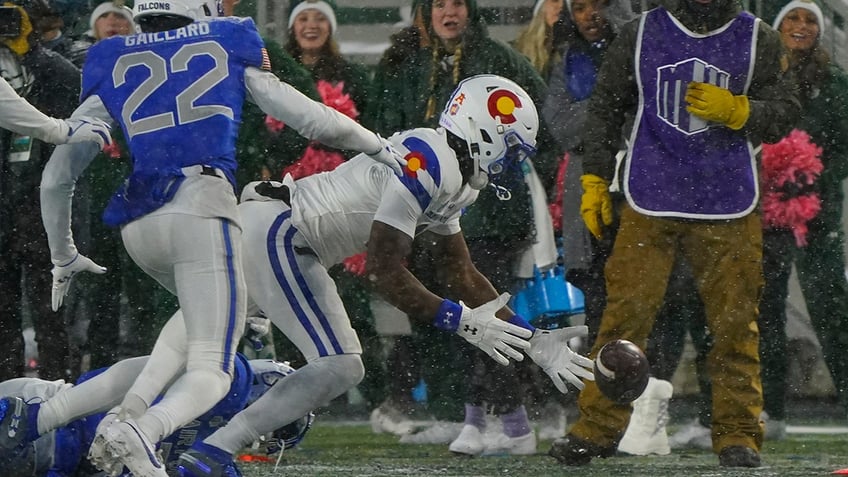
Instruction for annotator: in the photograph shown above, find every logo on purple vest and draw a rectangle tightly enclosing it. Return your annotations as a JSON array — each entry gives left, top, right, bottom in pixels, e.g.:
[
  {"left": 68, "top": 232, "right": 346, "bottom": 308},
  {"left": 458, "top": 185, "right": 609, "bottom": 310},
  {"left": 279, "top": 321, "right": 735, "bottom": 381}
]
[{"left": 656, "top": 58, "right": 730, "bottom": 135}]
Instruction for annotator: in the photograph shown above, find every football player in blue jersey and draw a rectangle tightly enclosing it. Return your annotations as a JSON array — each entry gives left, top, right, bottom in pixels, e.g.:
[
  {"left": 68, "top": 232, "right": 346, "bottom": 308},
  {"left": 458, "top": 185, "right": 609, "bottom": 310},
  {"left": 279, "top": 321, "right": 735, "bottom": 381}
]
[
  {"left": 0, "top": 351, "right": 312, "bottom": 477},
  {"left": 173, "top": 74, "right": 595, "bottom": 476},
  {"left": 28, "top": 0, "right": 404, "bottom": 475}
]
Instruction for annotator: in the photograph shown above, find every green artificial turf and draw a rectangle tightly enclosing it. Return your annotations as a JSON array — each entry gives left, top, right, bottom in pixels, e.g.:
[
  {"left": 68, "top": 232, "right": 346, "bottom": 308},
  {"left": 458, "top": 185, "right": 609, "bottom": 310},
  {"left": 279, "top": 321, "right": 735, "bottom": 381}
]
[{"left": 235, "top": 422, "right": 848, "bottom": 477}]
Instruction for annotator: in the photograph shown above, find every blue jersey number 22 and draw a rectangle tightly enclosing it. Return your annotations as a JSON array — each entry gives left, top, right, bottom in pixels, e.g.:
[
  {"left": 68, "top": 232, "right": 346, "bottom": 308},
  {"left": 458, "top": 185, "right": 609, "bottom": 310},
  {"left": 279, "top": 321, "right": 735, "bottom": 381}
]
[{"left": 113, "top": 40, "right": 234, "bottom": 139}]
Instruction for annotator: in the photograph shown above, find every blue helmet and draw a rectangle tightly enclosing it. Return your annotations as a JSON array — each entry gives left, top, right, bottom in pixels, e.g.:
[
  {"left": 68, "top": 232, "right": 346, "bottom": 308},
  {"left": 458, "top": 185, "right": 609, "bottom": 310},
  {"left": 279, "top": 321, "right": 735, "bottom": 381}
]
[{"left": 247, "top": 359, "right": 315, "bottom": 452}]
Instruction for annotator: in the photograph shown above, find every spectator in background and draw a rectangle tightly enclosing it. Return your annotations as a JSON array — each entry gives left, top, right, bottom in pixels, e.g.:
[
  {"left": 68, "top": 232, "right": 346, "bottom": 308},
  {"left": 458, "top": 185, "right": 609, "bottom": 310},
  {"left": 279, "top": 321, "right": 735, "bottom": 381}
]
[
  {"left": 756, "top": 0, "right": 848, "bottom": 438},
  {"left": 513, "top": 0, "right": 563, "bottom": 80},
  {"left": 67, "top": 1, "right": 133, "bottom": 67},
  {"left": 0, "top": 0, "right": 84, "bottom": 381},
  {"left": 285, "top": 0, "right": 371, "bottom": 130},
  {"left": 542, "top": 0, "right": 635, "bottom": 350},
  {"left": 670, "top": 0, "right": 848, "bottom": 447},
  {"left": 367, "top": 0, "right": 557, "bottom": 454},
  {"left": 282, "top": 0, "right": 387, "bottom": 410},
  {"left": 365, "top": 0, "right": 430, "bottom": 436},
  {"left": 28, "top": 0, "right": 72, "bottom": 57},
  {"left": 760, "top": 0, "right": 848, "bottom": 438},
  {"left": 541, "top": 0, "right": 635, "bottom": 442},
  {"left": 512, "top": 0, "right": 570, "bottom": 443},
  {"left": 548, "top": 0, "right": 799, "bottom": 468},
  {"left": 230, "top": 0, "right": 319, "bottom": 190}
]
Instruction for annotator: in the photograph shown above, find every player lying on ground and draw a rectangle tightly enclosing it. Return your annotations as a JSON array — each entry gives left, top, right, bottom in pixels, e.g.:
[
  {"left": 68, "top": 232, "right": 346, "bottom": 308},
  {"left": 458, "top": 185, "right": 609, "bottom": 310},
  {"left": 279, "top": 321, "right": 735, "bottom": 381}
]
[{"left": 0, "top": 344, "right": 312, "bottom": 477}]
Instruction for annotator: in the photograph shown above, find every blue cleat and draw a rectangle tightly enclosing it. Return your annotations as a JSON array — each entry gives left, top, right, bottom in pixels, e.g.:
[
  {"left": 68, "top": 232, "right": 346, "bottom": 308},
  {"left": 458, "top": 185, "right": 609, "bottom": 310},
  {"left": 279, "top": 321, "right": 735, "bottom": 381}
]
[
  {"left": 0, "top": 397, "right": 39, "bottom": 451},
  {"left": 177, "top": 442, "right": 243, "bottom": 477}
]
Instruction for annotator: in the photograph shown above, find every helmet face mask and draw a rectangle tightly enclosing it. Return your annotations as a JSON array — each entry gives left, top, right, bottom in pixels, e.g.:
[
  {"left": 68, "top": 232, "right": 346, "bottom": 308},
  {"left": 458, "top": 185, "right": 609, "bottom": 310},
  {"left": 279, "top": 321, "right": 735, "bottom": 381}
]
[
  {"left": 247, "top": 359, "right": 315, "bottom": 452},
  {"left": 439, "top": 74, "right": 539, "bottom": 195}
]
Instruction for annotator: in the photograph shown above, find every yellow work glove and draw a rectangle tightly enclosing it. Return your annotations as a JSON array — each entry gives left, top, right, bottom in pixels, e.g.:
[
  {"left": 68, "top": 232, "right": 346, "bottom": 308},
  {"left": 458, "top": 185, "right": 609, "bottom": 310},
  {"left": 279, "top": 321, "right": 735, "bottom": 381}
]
[
  {"left": 580, "top": 174, "right": 613, "bottom": 240},
  {"left": 685, "top": 82, "right": 750, "bottom": 130},
  {"left": 1, "top": 3, "right": 33, "bottom": 57}
]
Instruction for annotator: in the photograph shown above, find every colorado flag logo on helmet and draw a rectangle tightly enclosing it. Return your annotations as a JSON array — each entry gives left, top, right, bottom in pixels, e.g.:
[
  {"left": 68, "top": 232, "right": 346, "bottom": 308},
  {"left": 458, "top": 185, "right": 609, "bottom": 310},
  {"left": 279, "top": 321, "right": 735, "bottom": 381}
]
[{"left": 487, "top": 89, "right": 522, "bottom": 125}]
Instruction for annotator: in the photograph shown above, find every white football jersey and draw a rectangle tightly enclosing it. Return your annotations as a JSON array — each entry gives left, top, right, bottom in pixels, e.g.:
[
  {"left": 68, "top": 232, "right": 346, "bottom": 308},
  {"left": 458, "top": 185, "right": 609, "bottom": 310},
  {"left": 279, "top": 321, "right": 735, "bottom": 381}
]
[{"left": 288, "top": 127, "right": 479, "bottom": 266}]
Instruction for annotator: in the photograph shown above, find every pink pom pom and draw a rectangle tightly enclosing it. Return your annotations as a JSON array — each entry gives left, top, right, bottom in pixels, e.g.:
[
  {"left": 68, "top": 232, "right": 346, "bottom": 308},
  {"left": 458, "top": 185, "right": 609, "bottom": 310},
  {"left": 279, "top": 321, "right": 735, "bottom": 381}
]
[
  {"left": 282, "top": 145, "right": 346, "bottom": 180},
  {"left": 760, "top": 129, "right": 824, "bottom": 246},
  {"left": 317, "top": 80, "right": 359, "bottom": 120},
  {"left": 264, "top": 115, "right": 286, "bottom": 134}
]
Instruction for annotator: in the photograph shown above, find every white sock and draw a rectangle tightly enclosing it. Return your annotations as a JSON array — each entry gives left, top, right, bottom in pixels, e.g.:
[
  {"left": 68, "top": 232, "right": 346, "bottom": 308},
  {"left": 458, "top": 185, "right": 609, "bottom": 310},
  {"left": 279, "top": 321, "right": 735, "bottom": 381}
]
[
  {"left": 37, "top": 357, "right": 148, "bottom": 435},
  {"left": 137, "top": 367, "right": 230, "bottom": 443}
]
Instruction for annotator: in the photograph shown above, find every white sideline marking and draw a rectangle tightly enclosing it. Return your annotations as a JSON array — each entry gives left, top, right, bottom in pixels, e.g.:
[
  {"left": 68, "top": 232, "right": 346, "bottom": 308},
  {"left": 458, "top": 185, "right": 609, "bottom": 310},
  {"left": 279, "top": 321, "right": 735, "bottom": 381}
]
[{"left": 787, "top": 425, "right": 848, "bottom": 434}]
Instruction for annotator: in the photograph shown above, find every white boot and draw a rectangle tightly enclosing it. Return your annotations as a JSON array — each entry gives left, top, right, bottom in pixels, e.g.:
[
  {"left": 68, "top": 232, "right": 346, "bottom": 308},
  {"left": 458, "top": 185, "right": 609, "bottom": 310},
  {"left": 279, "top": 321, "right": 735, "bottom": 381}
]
[
  {"left": 449, "top": 424, "right": 486, "bottom": 456},
  {"left": 617, "top": 377, "right": 673, "bottom": 456}
]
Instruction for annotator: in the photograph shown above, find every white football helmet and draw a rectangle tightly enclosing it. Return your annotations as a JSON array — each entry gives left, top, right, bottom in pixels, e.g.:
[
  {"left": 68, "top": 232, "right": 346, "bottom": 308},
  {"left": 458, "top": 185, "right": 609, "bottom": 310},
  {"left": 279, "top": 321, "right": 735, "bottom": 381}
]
[
  {"left": 133, "top": 0, "right": 222, "bottom": 23},
  {"left": 439, "top": 74, "right": 539, "bottom": 191}
]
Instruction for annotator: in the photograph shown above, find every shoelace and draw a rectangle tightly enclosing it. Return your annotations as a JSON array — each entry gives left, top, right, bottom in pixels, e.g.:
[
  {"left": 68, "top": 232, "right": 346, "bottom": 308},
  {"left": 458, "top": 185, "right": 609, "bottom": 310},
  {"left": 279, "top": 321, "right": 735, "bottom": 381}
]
[{"left": 274, "top": 445, "right": 285, "bottom": 473}]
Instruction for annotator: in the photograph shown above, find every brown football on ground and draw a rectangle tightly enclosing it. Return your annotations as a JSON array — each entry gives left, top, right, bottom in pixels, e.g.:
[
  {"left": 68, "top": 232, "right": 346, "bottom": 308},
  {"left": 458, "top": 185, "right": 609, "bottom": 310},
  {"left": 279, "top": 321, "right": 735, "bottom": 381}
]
[{"left": 594, "top": 339, "right": 650, "bottom": 404}]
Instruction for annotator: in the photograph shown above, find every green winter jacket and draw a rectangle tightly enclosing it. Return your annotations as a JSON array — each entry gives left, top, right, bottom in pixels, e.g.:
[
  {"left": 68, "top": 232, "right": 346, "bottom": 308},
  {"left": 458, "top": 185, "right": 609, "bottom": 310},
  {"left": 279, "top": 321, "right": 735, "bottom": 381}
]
[
  {"left": 365, "top": 0, "right": 558, "bottom": 241},
  {"left": 582, "top": 0, "right": 800, "bottom": 183}
]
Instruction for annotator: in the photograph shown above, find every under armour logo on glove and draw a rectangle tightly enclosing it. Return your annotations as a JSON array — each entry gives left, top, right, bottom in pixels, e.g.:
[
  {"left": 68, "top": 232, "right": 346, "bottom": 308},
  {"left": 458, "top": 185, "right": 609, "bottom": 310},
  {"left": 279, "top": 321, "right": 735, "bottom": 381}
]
[{"left": 452, "top": 294, "right": 532, "bottom": 366}]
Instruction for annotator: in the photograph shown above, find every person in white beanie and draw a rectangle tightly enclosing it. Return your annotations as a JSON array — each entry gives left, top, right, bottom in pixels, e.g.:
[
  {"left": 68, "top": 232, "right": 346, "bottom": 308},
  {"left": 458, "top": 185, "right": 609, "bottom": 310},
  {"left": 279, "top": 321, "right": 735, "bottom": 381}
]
[
  {"left": 87, "top": 2, "right": 134, "bottom": 40},
  {"left": 285, "top": 0, "right": 368, "bottom": 109},
  {"left": 773, "top": 0, "right": 824, "bottom": 35},
  {"left": 284, "top": 0, "right": 390, "bottom": 425},
  {"left": 757, "top": 0, "right": 848, "bottom": 442},
  {"left": 288, "top": 0, "right": 338, "bottom": 37},
  {"left": 67, "top": 2, "right": 133, "bottom": 67}
]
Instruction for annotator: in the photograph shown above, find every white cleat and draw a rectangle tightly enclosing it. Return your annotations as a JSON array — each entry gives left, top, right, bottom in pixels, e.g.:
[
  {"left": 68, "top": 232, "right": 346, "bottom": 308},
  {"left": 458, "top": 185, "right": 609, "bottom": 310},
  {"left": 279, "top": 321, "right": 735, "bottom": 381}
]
[
  {"left": 482, "top": 430, "right": 537, "bottom": 456},
  {"left": 449, "top": 424, "right": 485, "bottom": 456},
  {"left": 100, "top": 418, "right": 167, "bottom": 477},
  {"left": 88, "top": 411, "right": 123, "bottom": 476},
  {"left": 618, "top": 377, "right": 673, "bottom": 456}
]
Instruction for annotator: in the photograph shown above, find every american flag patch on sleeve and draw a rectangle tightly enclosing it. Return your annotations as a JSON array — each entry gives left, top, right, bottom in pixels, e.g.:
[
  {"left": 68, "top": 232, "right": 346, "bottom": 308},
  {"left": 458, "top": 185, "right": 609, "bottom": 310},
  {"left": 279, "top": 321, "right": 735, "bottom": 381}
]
[{"left": 261, "top": 48, "right": 272, "bottom": 70}]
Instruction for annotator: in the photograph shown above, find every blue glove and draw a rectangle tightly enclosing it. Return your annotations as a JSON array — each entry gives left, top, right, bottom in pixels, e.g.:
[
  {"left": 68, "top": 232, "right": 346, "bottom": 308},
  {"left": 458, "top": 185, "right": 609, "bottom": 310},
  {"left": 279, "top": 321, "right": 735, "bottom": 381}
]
[{"left": 565, "top": 50, "right": 598, "bottom": 102}]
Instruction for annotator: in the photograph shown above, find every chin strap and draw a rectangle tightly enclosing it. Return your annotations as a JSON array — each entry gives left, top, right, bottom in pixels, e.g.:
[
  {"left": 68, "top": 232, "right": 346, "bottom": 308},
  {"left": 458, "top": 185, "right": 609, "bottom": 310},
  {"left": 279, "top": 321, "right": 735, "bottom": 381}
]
[{"left": 490, "top": 182, "right": 511, "bottom": 201}]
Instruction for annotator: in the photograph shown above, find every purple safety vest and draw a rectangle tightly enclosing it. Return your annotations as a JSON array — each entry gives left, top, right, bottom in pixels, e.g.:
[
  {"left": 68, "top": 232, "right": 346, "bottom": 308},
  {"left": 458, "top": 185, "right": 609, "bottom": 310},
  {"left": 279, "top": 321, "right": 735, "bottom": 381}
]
[{"left": 624, "top": 8, "right": 759, "bottom": 219}]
